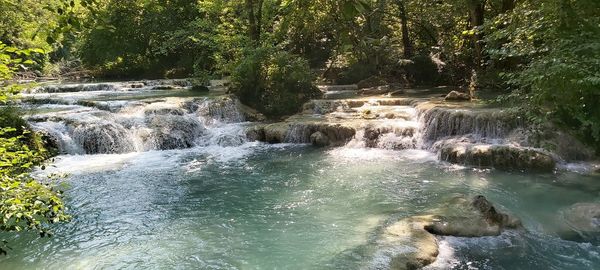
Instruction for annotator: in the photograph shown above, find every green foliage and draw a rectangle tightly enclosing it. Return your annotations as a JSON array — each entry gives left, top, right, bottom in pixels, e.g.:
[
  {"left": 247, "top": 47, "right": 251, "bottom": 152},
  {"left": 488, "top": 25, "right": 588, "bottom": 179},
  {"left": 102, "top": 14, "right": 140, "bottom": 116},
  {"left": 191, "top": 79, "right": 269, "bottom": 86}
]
[
  {"left": 337, "top": 62, "right": 378, "bottom": 85},
  {"left": 486, "top": 0, "right": 600, "bottom": 151},
  {"left": 404, "top": 54, "right": 441, "bottom": 85},
  {"left": 231, "top": 48, "right": 321, "bottom": 118},
  {"left": 0, "top": 39, "right": 68, "bottom": 255},
  {"left": 0, "top": 126, "right": 69, "bottom": 255}
]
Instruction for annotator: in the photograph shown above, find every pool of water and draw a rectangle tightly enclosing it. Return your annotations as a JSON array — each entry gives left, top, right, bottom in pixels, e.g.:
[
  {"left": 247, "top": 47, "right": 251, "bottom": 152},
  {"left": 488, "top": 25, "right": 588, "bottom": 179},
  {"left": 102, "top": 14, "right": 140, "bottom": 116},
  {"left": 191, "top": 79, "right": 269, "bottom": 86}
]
[{"left": 1, "top": 144, "right": 598, "bottom": 269}]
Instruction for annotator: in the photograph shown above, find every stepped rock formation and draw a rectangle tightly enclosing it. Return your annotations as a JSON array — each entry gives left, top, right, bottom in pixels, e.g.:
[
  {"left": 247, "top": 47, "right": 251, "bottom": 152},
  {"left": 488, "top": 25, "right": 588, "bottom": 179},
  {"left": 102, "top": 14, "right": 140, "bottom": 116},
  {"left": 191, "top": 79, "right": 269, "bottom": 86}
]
[
  {"left": 24, "top": 80, "right": 249, "bottom": 155},
  {"left": 245, "top": 93, "right": 591, "bottom": 171}
]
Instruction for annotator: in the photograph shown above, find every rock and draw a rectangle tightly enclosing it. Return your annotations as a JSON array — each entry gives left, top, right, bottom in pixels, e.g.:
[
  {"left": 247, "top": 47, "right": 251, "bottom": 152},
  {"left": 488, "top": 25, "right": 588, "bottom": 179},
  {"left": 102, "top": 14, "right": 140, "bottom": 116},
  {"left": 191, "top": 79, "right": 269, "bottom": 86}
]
[
  {"left": 364, "top": 126, "right": 383, "bottom": 148},
  {"left": 310, "top": 131, "right": 329, "bottom": 147},
  {"left": 72, "top": 123, "right": 134, "bottom": 154},
  {"left": 361, "top": 109, "right": 378, "bottom": 119},
  {"left": 152, "top": 85, "right": 177, "bottom": 90},
  {"left": 440, "top": 144, "right": 556, "bottom": 172},
  {"left": 380, "top": 215, "right": 439, "bottom": 270},
  {"left": 376, "top": 196, "right": 521, "bottom": 269},
  {"left": 257, "top": 122, "right": 356, "bottom": 146},
  {"left": 129, "top": 83, "right": 145, "bottom": 88},
  {"left": 191, "top": 85, "right": 209, "bottom": 92},
  {"left": 245, "top": 126, "right": 266, "bottom": 142},
  {"left": 357, "top": 76, "right": 387, "bottom": 89},
  {"left": 146, "top": 115, "right": 205, "bottom": 150},
  {"left": 444, "top": 90, "right": 470, "bottom": 101},
  {"left": 216, "top": 134, "right": 245, "bottom": 147},
  {"left": 239, "top": 103, "right": 266, "bottom": 122},
  {"left": 557, "top": 203, "right": 600, "bottom": 245},
  {"left": 263, "top": 123, "right": 290, "bottom": 143},
  {"left": 424, "top": 195, "right": 522, "bottom": 237}
]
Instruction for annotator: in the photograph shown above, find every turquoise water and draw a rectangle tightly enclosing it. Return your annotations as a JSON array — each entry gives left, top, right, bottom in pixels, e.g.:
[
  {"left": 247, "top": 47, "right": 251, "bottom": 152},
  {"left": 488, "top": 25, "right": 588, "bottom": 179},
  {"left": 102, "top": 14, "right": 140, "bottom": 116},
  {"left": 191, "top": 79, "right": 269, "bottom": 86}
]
[{"left": 0, "top": 145, "right": 599, "bottom": 269}]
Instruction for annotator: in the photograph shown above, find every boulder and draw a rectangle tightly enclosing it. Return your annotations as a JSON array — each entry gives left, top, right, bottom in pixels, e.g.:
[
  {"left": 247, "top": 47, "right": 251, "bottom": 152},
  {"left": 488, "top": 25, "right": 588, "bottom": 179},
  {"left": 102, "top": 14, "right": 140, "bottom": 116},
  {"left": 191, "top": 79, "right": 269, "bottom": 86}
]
[
  {"left": 129, "top": 83, "right": 145, "bottom": 88},
  {"left": 263, "top": 123, "right": 290, "bottom": 143},
  {"left": 557, "top": 203, "right": 600, "bottom": 245},
  {"left": 444, "top": 90, "right": 470, "bottom": 101},
  {"left": 378, "top": 195, "right": 521, "bottom": 269},
  {"left": 380, "top": 215, "right": 440, "bottom": 270},
  {"left": 245, "top": 125, "right": 266, "bottom": 142},
  {"left": 216, "top": 134, "right": 245, "bottom": 147},
  {"left": 424, "top": 195, "right": 522, "bottom": 237},
  {"left": 310, "top": 131, "right": 330, "bottom": 147},
  {"left": 146, "top": 115, "right": 205, "bottom": 150}
]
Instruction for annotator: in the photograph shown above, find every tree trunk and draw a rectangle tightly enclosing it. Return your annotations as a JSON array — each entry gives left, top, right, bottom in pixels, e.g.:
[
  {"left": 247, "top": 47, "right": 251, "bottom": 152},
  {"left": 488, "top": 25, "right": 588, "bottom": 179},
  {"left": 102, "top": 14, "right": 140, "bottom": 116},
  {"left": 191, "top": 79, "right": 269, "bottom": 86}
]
[
  {"left": 501, "top": 0, "right": 515, "bottom": 13},
  {"left": 467, "top": 0, "right": 486, "bottom": 66},
  {"left": 245, "top": 0, "right": 263, "bottom": 43},
  {"left": 397, "top": 0, "right": 412, "bottom": 58}
]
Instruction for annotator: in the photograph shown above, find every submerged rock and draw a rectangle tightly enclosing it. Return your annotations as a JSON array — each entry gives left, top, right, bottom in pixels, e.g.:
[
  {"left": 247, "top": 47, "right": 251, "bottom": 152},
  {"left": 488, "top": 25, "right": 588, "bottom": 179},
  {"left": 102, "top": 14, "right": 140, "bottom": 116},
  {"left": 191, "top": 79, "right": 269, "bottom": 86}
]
[
  {"left": 440, "top": 143, "right": 555, "bottom": 172},
  {"left": 557, "top": 203, "right": 600, "bottom": 245},
  {"left": 444, "top": 90, "right": 470, "bottom": 101},
  {"left": 424, "top": 195, "right": 522, "bottom": 237},
  {"left": 380, "top": 195, "right": 521, "bottom": 269}
]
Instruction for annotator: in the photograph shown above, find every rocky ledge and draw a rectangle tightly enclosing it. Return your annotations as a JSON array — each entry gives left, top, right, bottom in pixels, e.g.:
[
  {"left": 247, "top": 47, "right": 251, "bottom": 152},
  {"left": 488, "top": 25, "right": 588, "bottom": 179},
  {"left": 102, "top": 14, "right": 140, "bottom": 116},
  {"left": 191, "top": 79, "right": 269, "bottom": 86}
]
[
  {"left": 439, "top": 143, "right": 556, "bottom": 172},
  {"left": 243, "top": 95, "right": 575, "bottom": 172}
]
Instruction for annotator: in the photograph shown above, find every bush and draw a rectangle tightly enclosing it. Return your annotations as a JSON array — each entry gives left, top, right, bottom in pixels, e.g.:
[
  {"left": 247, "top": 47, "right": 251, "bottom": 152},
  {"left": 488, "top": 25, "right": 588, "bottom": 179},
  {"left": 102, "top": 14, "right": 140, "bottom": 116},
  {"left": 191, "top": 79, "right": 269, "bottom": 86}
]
[
  {"left": 337, "top": 62, "right": 378, "bottom": 85},
  {"left": 230, "top": 48, "right": 321, "bottom": 118},
  {"left": 403, "top": 55, "right": 441, "bottom": 85}
]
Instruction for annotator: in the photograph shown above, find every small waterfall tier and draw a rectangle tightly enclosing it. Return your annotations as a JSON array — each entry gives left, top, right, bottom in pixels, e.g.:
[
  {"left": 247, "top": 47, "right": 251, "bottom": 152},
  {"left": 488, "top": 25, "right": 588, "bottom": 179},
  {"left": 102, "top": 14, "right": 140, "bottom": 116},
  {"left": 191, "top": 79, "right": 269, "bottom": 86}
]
[
  {"left": 22, "top": 81, "right": 250, "bottom": 155},
  {"left": 245, "top": 96, "right": 587, "bottom": 171}
]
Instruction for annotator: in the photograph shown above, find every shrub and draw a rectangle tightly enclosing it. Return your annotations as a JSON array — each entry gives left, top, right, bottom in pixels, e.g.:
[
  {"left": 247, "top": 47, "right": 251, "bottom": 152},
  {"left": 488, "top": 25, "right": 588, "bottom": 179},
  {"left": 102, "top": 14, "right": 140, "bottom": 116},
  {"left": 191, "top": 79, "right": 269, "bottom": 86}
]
[
  {"left": 230, "top": 48, "right": 321, "bottom": 118},
  {"left": 337, "top": 62, "right": 378, "bottom": 85}
]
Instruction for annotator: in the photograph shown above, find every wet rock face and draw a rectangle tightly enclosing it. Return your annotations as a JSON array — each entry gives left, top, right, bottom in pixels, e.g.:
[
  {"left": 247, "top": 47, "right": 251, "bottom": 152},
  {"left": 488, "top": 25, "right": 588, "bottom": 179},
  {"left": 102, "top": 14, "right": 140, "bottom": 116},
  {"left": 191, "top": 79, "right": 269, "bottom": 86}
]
[
  {"left": 245, "top": 125, "right": 266, "bottom": 142},
  {"left": 146, "top": 115, "right": 205, "bottom": 150},
  {"left": 310, "top": 131, "right": 329, "bottom": 147},
  {"left": 440, "top": 144, "right": 556, "bottom": 172},
  {"left": 197, "top": 95, "right": 245, "bottom": 123},
  {"left": 248, "top": 122, "right": 356, "bottom": 146},
  {"left": 424, "top": 195, "right": 522, "bottom": 237},
  {"left": 73, "top": 123, "right": 134, "bottom": 154},
  {"left": 557, "top": 203, "right": 600, "bottom": 245},
  {"left": 444, "top": 90, "right": 470, "bottom": 101}
]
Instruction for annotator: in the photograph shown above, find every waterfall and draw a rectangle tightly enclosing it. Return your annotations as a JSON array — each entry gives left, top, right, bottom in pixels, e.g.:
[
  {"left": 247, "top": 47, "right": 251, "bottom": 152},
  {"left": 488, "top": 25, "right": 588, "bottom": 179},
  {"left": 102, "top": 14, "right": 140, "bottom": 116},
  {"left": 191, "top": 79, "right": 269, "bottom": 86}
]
[
  {"left": 25, "top": 82, "right": 249, "bottom": 155},
  {"left": 417, "top": 106, "right": 522, "bottom": 144}
]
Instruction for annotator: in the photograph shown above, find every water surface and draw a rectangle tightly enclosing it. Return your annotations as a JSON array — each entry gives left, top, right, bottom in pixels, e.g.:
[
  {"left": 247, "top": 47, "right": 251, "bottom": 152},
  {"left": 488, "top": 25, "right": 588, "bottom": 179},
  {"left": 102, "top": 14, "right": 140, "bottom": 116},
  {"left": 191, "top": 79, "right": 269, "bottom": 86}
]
[{"left": 1, "top": 145, "right": 598, "bottom": 269}]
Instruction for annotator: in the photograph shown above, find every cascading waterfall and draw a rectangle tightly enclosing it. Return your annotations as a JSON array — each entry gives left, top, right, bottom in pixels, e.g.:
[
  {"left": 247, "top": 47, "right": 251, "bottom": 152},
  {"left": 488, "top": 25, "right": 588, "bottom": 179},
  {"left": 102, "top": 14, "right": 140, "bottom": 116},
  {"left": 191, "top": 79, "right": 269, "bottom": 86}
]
[
  {"left": 251, "top": 96, "right": 559, "bottom": 170},
  {"left": 24, "top": 80, "right": 248, "bottom": 155}
]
